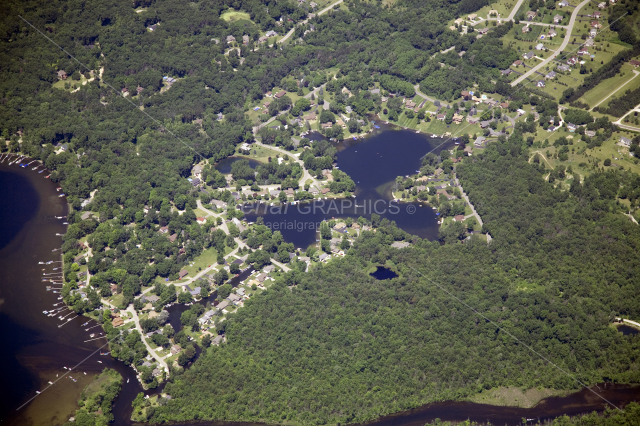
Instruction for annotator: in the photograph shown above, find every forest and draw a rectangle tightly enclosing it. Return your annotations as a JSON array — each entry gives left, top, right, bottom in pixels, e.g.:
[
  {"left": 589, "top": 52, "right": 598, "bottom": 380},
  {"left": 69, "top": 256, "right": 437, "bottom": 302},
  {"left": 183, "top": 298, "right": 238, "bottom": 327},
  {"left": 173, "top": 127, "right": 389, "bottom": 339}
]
[
  {"left": 2, "top": 0, "right": 640, "bottom": 424},
  {"left": 150, "top": 137, "right": 640, "bottom": 424}
]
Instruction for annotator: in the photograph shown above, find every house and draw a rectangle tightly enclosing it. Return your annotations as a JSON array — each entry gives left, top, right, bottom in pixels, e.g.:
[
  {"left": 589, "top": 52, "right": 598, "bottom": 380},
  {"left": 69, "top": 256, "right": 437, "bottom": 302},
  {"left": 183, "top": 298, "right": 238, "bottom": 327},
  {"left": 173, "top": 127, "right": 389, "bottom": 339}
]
[
  {"left": 210, "top": 199, "right": 227, "bottom": 209},
  {"left": 345, "top": 105, "right": 353, "bottom": 113},
  {"left": 265, "top": 30, "right": 278, "bottom": 37},
  {"left": 191, "top": 178, "right": 201, "bottom": 187},
  {"left": 193, "top": 164, "right": 203, "bottom": 178},
  {"left": 170, "top": 345, "right": 181, "bottom": 355},
  {"left": 336, "top": 118, "right": 346, "bottom": 128},
  {"left": 590, "top": 29, "right": 597, "bottom": 37},
  {"left": 567, "top": 123, "right": 577, "bottom": 132},
  {"left": 436, "top": 113, "right": 446, "bottom": 121},
  {"left": 610, "top": 0, "right": 616, "bottom": 3},
  {"left": 467, "top": 116, "right": 479, "bottom": 124},
  {"left": 545, "top": 71, "right": 557, "bottom": 79},
  {"left": 554, "top": 14, "right": 563, "bottom": 23},
  {"left": 318, "top": 253, "right": 330, "bottom": 262},
  {"left": 477, "top": 27, "right": 490, "bottom": 35},
  {"left": 57, "top": 70, "right": 67, "bottom": 80},
  {"left": 480, "top": 120, "right": 493, "bottom": 128},
  {"left": 559, "top": 0, "right": 570, "bottom": 6},
  {"left": 217, "top": 300, "right": 229, "bottom": 311},
  {"left": 567, "top": 56, "right": 578, "bottom": 65},
  {"left": 242, "top": 35, "right": 249, "bottom": 44},
  {"left": 112, "top": 317, "right": 124, "bottom": 327},
  {"left": 620, "top": 136, "right": 632, "bottom": 146},
  {"left": 226, "top": 35, "right": 236, "bottom": 43},
  {"left": 256, "top": 273, "right": 268, "bottom": 283},
  {"left": 169, "top": 233, "right": 177, "bottom": 243},
  {"left": 557, "top": 64, "right": 571, "bottom": 72},
  {"left": 286, "top": 187, "right": 294, "bottom": 196},
  {"left": 468, "top": 13, "right": 477, "bottom": 20},
  {"left": 630, "top": 60, "right": 640, "bottom": 68},
  {"left": 500, "top": 102, "right": 509, "bottom": 109},
  {"left": 227, "top": 293, "right": 241, "bottom": 303},
  {"left": 522, "top": 25, "right": 531, "bottom": 33},
  {"left": 578, "top": 47, "right": 589, "bottom": 56},
  {"left": 547, "top": 125, "right": 557, "bottom": 132},
  {"left": 461, "top": 90, "right": 471, "bottom": 100},
  {"left": 405, "top": 100, "right": 416, "bottom": 109},
  {"left": 535, "top": 43, "right": 545, "bottom": 51},
  {"left": 598, "top": 1, "right": 606, "bottom": 7},
  {"left": 591, "top": 11, "right": 602, "bottom": 18},
  {"left": 212, "top": 335, "right": 223, "bottom": 346},
  {"left": 500, "top": 69, "right": 513, "bottom": 76},
  {"left": 321, "top": 188, "right": 330, "bottom": 194},
  {"left": 189, "top": 287, "right": 201, "bottom": 297},
  {"left": 526, "top": 11, "right": 537, "bottom": 20},
  {"left": 584, "top": 38, "right": 594, "bottom": 47},
  {"left": 304, "top": 111, "right": 317, "bottom": 120},
  {"left": 537, "top": 80, "right": 545, "bottom": 87},
  {"left": 585, "top": 130, "right": 596, "bottom": 137},
  {"left": 549, "top": 29, "right": 557, "bottom": 37},
  {"left": 110, "top": 284, "right": 118, "bottom": 294},
  {"left": 309, "top": 186, "right": 319, "bottom": 195},
  {"left": 275, "top": 90, "right": 286, "bottom": 98},
  {"left": 144, "top": 294, "right": 160, "bottom": 304},
  {"left": 391, "top": 241, "right": 411, "bottom": 249},
  {"left": 264, "top": 265, "right": 275, "bottom": 273},
  {"left": 523, "top": 51, "right": 534, "bottom": 60},
  {"left": 513, "top": 60, "right": 523, "bottom": 67},
  {"left": 258, "top": 36, "right": 268, "bottom": 43},
  {"left": 179, "top": 269, "right": 189, "bottom": 279},
  {"left": 454, "top": 215, "right": 465, "bottom": 222},
  {"left": 452, "top": 113, "right": 464, "bottom": 124},
  {"left": 196, "top": 217, "right": 206, "bottom": 225},
  {"left": 322, "top": 122, "right": 333, "bottom": 129},
  {"left": 591, "top": 21, "right": 602, "bottom": 28}
]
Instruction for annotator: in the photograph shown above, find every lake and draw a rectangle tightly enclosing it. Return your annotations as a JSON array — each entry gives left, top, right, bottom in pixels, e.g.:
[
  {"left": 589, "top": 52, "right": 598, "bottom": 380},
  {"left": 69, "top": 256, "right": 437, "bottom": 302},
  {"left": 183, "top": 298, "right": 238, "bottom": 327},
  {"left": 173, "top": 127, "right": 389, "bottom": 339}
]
[{"left": 243, "top": 129, "right": 452, "bottom": 248}]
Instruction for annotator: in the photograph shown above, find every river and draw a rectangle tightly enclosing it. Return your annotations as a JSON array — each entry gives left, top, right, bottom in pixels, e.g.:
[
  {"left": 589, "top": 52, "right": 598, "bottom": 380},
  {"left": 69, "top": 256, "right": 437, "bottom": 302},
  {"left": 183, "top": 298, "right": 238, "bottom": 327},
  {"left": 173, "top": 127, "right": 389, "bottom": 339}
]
[{"left": 1, "top": 146, "right": 639, "bottom": 426}]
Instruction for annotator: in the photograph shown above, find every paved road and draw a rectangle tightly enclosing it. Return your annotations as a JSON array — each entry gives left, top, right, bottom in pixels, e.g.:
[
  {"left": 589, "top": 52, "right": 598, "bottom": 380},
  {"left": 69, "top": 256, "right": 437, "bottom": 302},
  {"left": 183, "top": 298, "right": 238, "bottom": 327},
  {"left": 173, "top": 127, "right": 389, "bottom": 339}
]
[
  {"left": 413, "top": 84, "right": 437, "bottom": 104},
  {"left": 270, "top": 258, "right": 291, "bottom": 272},
  {"left": 454, "top": 176, "right": 492, "bottom": 242},
  {"left": 277, "top": 0, "right": 345, "bottom": 44},
  {"left": 252, "top": 141, "right": 319, "bottom": 188},
  {"left": 591, "top": 70, "right": 640, "bottom": 111},
  {"left": 510, "top": 0, "right": 590, "bottom": 86},
  {"left": 126, "top": 305, "right": 170, "bottom": 373}
]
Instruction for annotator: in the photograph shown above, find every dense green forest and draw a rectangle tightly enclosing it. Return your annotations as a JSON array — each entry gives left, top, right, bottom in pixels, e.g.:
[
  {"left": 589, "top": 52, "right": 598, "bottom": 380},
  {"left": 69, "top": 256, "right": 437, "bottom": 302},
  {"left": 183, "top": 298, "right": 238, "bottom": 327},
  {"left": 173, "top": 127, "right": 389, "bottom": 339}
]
[{"left": 149, "top": 137, "right": 640, "bottom": 424}]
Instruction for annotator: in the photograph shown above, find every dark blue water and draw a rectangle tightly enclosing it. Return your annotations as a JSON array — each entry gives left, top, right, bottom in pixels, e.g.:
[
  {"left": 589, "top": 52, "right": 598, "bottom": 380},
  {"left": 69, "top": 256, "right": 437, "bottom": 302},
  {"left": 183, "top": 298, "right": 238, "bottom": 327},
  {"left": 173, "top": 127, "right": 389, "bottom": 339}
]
[
  {"left": 243, "top": 130, "right": 451, "bottom": 248},
  {"left": 215, "top": 157, "right": 261, "bottom": 174},
  {"left": 370, "top": 266, "right": 398, "bottom": 280},
  {"left": 617, "top": 325, "right": 639, "bottom": 336},
  {"left": 0, "top": 170, "right": 40, "bottom": 249}
]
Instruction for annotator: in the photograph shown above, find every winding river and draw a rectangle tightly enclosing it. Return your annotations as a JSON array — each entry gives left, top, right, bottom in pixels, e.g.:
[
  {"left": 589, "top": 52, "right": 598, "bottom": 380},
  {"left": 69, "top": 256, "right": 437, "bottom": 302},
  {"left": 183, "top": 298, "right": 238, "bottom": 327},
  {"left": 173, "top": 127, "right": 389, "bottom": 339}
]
[{"left": 1, "top": 133, "right": 639, "bottom": 425}]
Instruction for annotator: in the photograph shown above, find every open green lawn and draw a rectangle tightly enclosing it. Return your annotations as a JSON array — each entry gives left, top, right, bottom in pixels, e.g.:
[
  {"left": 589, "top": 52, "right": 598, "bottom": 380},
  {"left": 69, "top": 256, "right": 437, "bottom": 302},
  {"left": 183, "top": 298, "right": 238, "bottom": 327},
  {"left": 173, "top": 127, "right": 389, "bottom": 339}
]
[
  {"left": 532, "top": 127, "right": 640, "bottom": 178},
  {"left": 238, "top": 145, "right": 284, "bottom": 163},
  {"left": 220, "top": 9, "right": 251, "bottom": 22},
  {"left": 595, "top": 71, "right": 640, "bottom": 110},
  {"left": 581, "top": 64, "right": 639, "bottom": 108}
]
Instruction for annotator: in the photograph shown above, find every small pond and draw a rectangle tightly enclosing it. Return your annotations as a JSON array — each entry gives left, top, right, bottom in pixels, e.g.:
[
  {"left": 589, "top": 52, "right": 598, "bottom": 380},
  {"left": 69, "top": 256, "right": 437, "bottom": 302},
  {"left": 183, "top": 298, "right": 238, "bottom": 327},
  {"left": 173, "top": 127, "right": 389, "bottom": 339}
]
[
  {"left": 215, "top": 156, "right": 261, "bottom": 174},
  {"left": 370, "top": 266, "right": 398, "bottom": 280}
]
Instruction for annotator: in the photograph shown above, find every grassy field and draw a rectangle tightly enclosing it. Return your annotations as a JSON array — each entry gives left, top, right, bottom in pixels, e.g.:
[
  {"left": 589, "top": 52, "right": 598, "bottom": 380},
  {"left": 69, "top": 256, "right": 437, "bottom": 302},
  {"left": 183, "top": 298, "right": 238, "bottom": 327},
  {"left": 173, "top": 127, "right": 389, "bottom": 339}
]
[
  {"left": 593, "top": 71, "right": 640, "bottom": 111},
  {"left": 580, "top": 64, "right": 639, "bottom": 108},
  {"left": 220, "top": 9, "right": 251, "bottom": 22}
]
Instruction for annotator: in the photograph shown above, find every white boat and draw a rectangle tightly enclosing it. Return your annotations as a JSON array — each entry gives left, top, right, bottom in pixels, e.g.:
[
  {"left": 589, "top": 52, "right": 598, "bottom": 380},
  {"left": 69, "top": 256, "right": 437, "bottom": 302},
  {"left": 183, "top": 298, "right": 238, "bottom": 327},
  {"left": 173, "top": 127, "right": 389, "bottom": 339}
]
[
  {"left": 43, "top": 311, "right": 49, "bottom": 314},
  {"left": 90, "top": 333, "right": 95, "bottom": 338},
  {"left": 36, "top": 391, "right": 40, "bottom": 394}
]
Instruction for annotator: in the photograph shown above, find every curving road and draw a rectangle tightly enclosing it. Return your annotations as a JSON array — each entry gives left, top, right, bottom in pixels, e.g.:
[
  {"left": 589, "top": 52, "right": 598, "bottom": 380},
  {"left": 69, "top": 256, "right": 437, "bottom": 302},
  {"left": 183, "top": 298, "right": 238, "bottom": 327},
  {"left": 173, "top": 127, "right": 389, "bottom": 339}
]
[
  {"left": 277, "top": 0, "right": 345, "bottom": 45},
  {"left": 510, "top": 0, "right": 590, "bottom": 87}
]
